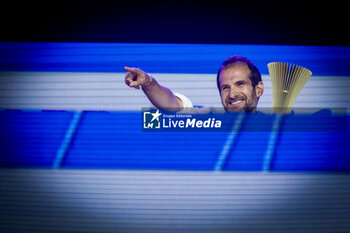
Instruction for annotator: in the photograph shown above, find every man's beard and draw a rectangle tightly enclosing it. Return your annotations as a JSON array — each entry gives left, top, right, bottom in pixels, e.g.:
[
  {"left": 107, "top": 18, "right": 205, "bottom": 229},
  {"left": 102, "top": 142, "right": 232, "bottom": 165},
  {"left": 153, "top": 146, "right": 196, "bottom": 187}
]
[
  {"left": 224, "top": 93, "right": 257, "bottom": 113},
  {"left": 224, "top": 102, "right": 256, "bottom": 113}
]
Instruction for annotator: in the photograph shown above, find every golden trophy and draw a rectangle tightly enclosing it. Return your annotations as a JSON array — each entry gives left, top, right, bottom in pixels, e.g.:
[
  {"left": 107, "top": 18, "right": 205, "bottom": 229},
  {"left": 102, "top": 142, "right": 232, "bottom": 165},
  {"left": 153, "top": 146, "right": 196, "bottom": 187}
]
[{"left": 267, "top": 62, "right": 312, "bottom": 114}]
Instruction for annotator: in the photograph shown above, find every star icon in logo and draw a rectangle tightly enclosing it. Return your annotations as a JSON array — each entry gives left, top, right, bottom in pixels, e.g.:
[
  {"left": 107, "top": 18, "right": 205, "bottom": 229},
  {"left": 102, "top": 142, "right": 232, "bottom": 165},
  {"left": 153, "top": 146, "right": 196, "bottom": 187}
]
[{"left": 150, "top": 110, "right": 162, "bottom": 122}]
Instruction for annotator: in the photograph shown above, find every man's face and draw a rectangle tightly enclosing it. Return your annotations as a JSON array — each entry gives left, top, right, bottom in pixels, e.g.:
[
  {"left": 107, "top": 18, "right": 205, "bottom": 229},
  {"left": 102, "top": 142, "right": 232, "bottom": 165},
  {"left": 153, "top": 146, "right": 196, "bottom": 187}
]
[{"left": 219, "top": 64, "right": 263, "bottom": 112}]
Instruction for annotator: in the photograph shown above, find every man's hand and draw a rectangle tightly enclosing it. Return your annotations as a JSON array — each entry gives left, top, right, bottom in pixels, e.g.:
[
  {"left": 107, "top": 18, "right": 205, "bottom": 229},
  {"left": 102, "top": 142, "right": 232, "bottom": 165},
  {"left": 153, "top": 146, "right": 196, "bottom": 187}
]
[
  {"left": 123, "top": 66, "right": 184, "bottom": 110},
  {"left": 124, "top": 66, "right": 152, "bottom": 90}
]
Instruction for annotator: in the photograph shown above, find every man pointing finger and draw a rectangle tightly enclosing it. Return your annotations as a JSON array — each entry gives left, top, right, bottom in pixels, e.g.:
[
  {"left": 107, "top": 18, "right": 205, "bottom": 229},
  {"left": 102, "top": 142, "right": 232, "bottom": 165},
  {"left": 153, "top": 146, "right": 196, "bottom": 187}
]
[
  {"left": 124, "top": 55, "right": 264, "bottom": 113},
  {"left": 124, "top": 66, "right": 185, "bottom": 110}
]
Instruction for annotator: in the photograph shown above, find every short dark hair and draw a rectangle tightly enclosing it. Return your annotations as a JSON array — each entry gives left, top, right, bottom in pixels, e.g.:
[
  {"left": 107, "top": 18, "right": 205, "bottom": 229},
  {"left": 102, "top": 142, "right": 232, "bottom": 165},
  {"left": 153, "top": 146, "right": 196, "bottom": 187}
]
[{"left": 216, "top": 55, "right": 262, "bottom": 92}]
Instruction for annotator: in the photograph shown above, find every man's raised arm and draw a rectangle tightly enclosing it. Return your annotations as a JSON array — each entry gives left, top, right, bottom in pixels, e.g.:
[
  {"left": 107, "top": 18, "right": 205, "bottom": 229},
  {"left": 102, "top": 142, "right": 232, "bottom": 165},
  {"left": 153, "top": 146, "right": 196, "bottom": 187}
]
[{"left": 124, "top": 66, "right": 184, "bottom": 110}]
